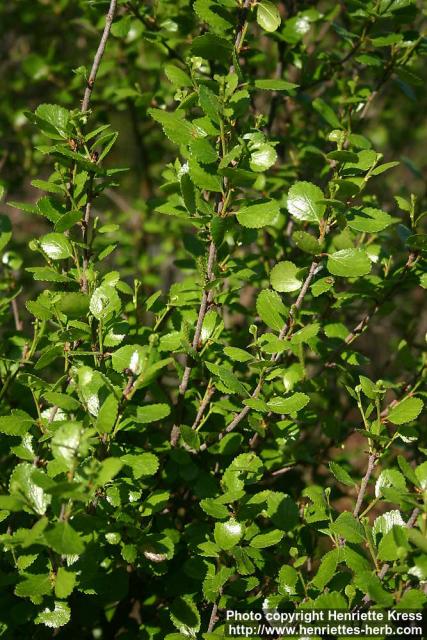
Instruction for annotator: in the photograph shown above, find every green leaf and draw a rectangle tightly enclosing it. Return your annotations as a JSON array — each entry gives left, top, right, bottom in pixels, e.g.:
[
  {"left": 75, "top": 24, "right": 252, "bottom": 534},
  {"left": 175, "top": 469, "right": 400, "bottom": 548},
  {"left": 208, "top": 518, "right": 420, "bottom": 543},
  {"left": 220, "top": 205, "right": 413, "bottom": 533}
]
[
  {"left": 354, "top": 572, "right": 393, "bottom": 606},
  {"left": 0, "top": 410, "right": 34, "bottom": 436},
  {"left": 190, "top": 138, "right": 218, "bottom": 164},
  {"left": 136, "top": 404, "right": 171, "bottom": 423},
  {"left": 165, "top": 63, "right": 192, "bottom": 88},
  {"left": 26, "top": 267, "right": 72, "bottom": 282},
  {"left": 191, "top": 34, "right": 232, "bottom": 63},
  {"left": 330, "top": 512, "right": 365, "bottom": 543},
  {"left": 327, "top": 248, "right": 371, "bottom": 278},
  {"left": 55, "top": 567, "right": 76, "bottom": 598},
  {"left": 57, "top": 293, "right": 89, "bottom": 319},
  {"left": 15, "top": 573, "right": 52, "bottom": 598},
  {"left": 250, "top": 529, "right": 284, "bottom": 548},
  {"left": 387, "top": 397, "right": 423, "bottom": 425},
  {"left": 189, "top": 157, "right": 222, "bottom": 192},
  {"left": 111, "top": 345, "right": 147, "bottom": 375},
  {"left": 236, "top": 200, "right": 280, "bottom": 228},
  {"left": 35, "top": 104, "right": 70, "bottom": 138},
  {"left": 311, "top": 549, "right": 339, "bottom": 590},
  {"left": 312, "top": 98, "right": 342, "bottom": 129},
  {"left": 90, "top": 285, "right": 121, "bottom": 320},
  {"left": 148, "top": 109, "right": 202, "bottom": 146},
  {"left": 256, "top": 1, "right": 281, "bottom": 32},
  {"left": 256, "top": 289, "right": 288, "bottom": 331},
  {"left": 375, "top": 469, "right": 406, "bottom": 498},
  {"left": 9, "top": 463, "right": 50, "bottom": 515},
  {"left": 199, "top": 85, "right": 221, "bottom": 124},
  {"left": 293, "top": 230, "right": 320, "bottom": 255},
  {"left": 224, "top": 347, "right": 253, "bottom": 363},
  {"left": 267, "top": 393, "right": 310, "bottom": 414},
  {"left": 270, "top": 261, "right": 302, "bottom": 293},
  {"left": 249, "top": 144, "right": 277, "bottom": 172},
  {"left": 214, "top": 519, "right": 244, "bottom": 550},
  {"left": 121, "top": 453, "right": 159, "bottom": 479},
  {"left": 45, "top": 522, "right": 85, "bottom": 555},
  {"left": 278, "top": 565, "right": 298, "bottom": 594},
  {"left": 95, "top": 394, "right": 119, "bottom": 434},
  {"left": 311, "top": 276, "right": 334, "bottom": 297},
  {"left": 170, "top": 595, "right": 201, "bottom": 635},
  {"left": 329, "top": 462, "right": 354, "bottom": 487},
  {"left": 0, "top": 214, "right": 12, "bottom": 252},
  {"left": 287, "top": 181, "right": 325, "bottom": 223},
  {"left": 51, "top": 422, "right": 82, "bottom": 468},
  {"left": 347, "top": 207, "right": 393, "bottom": 233},
  {"left": 40, "top": 233, "right": 72, "bottom": 260},
  {"left": 254, "top": 79, "right": 298, "bottom": 92},
  {"left": 415, "top": 462, "right": 427, "bottom": 490},
  {"left": 35, "top": 601, "right": 71, "bottom": 629}
]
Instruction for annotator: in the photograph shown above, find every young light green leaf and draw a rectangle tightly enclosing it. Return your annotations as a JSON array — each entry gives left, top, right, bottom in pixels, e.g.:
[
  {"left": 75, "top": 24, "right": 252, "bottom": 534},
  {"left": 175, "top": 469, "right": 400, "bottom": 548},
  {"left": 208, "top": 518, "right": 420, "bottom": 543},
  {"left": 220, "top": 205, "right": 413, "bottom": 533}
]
[
  {"left": 270, "top": 261, "right": 302, "bottom": 293},
  {"left": 387, "top": 397, "right": 423, "bottom": 425}
]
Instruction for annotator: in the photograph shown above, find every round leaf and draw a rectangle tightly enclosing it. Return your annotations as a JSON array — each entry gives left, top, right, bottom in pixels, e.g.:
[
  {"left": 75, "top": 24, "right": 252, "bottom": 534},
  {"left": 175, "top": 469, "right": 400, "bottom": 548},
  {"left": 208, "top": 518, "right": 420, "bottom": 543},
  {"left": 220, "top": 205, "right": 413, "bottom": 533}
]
[
  {"left": 90, "top": 284, "right": 121, "bottom": 320},
  {"left": 287, "top": 181, "right": 325, "bottom": 223},
  {"left": 270, "top": 261, "right": 302, "bottom": 293},
  {"left": 387, "top": 397, "right": 423, "bottom": 425},
  {"left": 214, "top": 518, "right": 244, "bottom": 550},
  {"left": 40, "top": 233, "right": 72, "bottom": 260},
  {"left": 236, "top": 200, "right": 280, "bottom": 228},
  {"left": 257, "top": 1, "right": 281, "bottom": 32},
  {"left": 327, "top": 248, "right": 371, "bottom": 278}
]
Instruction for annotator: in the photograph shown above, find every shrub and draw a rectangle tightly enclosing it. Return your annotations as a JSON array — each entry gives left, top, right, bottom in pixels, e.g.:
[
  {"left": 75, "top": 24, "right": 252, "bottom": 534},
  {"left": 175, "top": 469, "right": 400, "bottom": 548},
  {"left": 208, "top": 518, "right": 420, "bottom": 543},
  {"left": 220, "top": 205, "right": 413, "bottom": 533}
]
[{"left": 0, "top": 0, "right": 426, "bottom": 637}]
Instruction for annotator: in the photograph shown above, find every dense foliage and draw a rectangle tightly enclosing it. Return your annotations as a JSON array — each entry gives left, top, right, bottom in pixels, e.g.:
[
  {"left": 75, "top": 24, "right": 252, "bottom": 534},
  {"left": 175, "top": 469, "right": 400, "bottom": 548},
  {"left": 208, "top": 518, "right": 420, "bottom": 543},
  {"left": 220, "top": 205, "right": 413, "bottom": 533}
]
[{"left": 0, "top": 0, "right": 426, "bottom": 637}]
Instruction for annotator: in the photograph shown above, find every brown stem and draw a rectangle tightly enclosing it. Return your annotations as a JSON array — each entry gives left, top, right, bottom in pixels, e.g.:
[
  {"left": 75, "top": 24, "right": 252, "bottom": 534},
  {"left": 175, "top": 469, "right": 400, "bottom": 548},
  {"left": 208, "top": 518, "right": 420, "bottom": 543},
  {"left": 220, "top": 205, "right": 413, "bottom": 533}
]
[
  {"left": 198, "top": 258, "right": 321, "bottom": 452},
  {"left": 192, "top": 384, "right": 215, "bottom": 431},
  {"left": 11, "top": 298, "right": 23, "bottom": 332},
  {"left": 207, "top": 601, "right": 219, "bottom": 633},
  {"left": 353, "top": 453, "right": 377, "bottom": 518},
  {"left": 170, "top": 2, "right": 254, "bottom": 446},
  {"left": 81, "top": 0, "right": 118, "bottom": 113}
]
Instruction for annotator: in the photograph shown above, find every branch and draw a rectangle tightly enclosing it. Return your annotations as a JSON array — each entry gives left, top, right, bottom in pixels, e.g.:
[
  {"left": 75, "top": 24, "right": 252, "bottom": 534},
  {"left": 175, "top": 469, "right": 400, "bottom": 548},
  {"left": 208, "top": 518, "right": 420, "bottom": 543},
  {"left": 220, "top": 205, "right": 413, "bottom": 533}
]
[
  {"left": 207, "top": 601, "right": 219, "bottom": 633},
  {"left": 353, "top": 453, "right": 377, "bottom": 518},
  {"left": 198, "top": 258, "right": 321, "bottom": 452},
  {"left": 191, "top": 383, "right": 215, "bottom": 431},
  {"left": 81, "top": 0, "right": 118, "bottom": 113},
  {"left": 170, "top": 1, "right": 254, "bottom": 446}
]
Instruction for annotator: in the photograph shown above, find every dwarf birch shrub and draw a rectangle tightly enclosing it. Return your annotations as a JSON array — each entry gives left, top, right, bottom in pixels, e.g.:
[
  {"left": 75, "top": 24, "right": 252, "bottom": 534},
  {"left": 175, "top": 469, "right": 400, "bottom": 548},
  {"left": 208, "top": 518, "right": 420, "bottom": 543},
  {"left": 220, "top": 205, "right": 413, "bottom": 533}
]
[{"left": 0, "top": 0, "right": 426, "bottom": 637}]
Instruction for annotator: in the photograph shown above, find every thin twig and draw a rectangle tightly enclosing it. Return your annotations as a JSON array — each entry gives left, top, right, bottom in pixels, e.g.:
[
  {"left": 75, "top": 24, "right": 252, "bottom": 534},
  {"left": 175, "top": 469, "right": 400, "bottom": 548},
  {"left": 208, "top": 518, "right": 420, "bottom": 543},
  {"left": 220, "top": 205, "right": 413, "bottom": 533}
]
[
  {"left": 170, "top": 0, "right": 254, "bottom": 446},
  {"left": 353, "top": 453, "right": 377, "bottom": 518},
  {"left": 198, "top": 258, "right": 321, "bottom": 452},
  {"left": 11, "top": 298, "right": 23, "bottom": 331},
  {"left": 192, "top": 384, "right": 215, "bottom": 431},
  {"left": 207, "top": 601, "right": 219, "bottom": 633},
  {"left": 81, "top": 0, "right": 118, "bottom": 113}
]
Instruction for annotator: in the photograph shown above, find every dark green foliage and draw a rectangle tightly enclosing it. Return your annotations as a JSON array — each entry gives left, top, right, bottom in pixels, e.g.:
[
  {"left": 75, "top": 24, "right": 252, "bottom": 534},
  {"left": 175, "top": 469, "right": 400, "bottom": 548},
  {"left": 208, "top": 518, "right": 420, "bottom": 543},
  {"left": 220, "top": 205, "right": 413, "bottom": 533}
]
[{"left": 0, "top": 0, "right": 426, "bottom": 637}]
